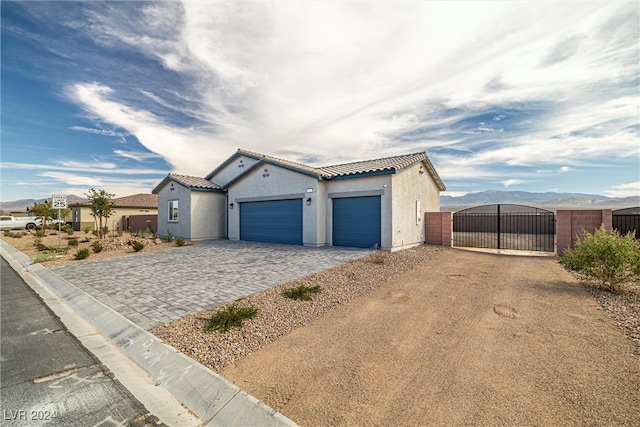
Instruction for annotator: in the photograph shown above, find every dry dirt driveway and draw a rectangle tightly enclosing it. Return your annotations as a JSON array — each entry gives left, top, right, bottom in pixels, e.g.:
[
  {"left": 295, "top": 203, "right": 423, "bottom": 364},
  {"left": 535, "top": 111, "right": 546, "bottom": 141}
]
[{"left": 222, "top": 249, "right": 640, "bottom": 426}]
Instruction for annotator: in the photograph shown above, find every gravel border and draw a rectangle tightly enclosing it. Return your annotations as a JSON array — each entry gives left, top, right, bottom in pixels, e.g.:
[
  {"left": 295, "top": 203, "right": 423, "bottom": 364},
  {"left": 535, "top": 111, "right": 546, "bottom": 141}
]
[
  {"left": 151, "top": 245, "right": 640, "bottom": 372},
  {"left": 151, "top": 245, "right": 445, "bottom": 371},
  {"left": 588, "top": 284, "right": 640, "bottom": 355}
]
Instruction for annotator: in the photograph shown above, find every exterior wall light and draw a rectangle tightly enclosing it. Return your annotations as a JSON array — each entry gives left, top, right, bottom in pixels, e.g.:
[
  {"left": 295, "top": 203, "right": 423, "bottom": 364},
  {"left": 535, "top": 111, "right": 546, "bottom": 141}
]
[
  {"left": 306, "top": 198, "right": 312, "bottom": 205},
  {"left": 229, "top": 203, "right": 234, "bottom": 209}
]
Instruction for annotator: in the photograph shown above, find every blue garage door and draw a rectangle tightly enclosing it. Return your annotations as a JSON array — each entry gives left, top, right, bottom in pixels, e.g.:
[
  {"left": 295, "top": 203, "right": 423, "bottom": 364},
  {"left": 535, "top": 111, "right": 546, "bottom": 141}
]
[
  {"left": 240, "top": 199, "right": 303, "bottom": 245},
  {"left": 333, "top": 196, "right": 381, "bottom": 248}
]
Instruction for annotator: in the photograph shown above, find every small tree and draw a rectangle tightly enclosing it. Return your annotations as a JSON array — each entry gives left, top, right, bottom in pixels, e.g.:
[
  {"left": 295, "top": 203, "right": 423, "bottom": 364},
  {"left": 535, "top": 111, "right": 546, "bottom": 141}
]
[
  {"left": 31, "top": 202, "right": 70, "bottom": 233},
  {"left": 559, "top": 225, "right": 640, "bottom": 292},
  {"left": 86, "top": 188, "right": 115, "bottom": 239}
]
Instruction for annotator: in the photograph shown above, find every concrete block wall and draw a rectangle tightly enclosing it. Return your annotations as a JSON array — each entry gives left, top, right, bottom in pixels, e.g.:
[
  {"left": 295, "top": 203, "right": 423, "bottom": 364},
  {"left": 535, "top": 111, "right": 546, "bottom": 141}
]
[
  {"left": 425, "top": 212, "right": 453, "bottom": 247},
  {"left": 556, "top": 209, "right": 612, "bottom": 255}
]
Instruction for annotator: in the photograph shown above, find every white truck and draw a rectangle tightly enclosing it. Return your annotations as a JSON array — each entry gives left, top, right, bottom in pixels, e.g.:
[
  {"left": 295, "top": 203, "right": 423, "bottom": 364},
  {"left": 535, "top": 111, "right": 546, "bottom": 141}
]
[{"left": 0, "top": 216, "right": 64, "bottom": 231}]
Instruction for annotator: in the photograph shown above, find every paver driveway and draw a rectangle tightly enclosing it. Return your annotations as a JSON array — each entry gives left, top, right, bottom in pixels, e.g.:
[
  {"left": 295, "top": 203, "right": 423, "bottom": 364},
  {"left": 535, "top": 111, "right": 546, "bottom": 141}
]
[{"left": 50, "top": 240, "right": 368, "bottom": 329}]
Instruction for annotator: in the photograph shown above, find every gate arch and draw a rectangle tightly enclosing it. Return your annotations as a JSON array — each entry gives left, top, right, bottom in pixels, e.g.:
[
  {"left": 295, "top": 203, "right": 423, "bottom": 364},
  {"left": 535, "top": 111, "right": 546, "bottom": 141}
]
[{"left": 453, "top": 204, "right": 555, "bottom": 252}]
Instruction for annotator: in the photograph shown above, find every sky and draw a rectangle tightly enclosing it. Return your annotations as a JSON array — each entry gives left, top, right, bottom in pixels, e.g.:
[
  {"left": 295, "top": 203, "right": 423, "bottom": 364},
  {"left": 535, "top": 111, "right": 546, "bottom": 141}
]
[{"left": 1, "top": 1, "right": 639, "bottom": 202}]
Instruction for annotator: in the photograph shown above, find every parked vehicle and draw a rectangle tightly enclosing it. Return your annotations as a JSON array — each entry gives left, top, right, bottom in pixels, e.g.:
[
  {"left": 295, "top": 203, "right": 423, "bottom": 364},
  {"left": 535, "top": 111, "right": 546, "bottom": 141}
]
[{"left": 0, "top": 216, "right": 64, "bottom": 231}]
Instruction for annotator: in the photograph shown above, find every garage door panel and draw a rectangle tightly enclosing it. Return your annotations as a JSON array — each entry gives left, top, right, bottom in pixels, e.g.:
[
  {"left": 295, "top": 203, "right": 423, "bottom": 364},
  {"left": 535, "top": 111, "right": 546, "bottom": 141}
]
[
  {"left": 240, "top": 199, "right": 303, "bottom": 245},
  {"left": 333, "top": 196, "right": 381, "bottom": 248}
]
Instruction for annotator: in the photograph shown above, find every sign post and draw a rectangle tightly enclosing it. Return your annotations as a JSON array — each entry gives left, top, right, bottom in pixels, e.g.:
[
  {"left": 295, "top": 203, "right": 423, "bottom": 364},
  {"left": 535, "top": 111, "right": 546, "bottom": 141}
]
[{"left": 52, "top": 195, "right": 67, "bottom": 248}]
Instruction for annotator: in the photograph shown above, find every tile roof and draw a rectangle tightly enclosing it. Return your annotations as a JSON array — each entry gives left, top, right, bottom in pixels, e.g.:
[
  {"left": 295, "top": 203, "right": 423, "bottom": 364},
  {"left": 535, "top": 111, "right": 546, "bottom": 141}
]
[
  {"left": 319, "top": 152, "right": 429, "bottom": 177},
  {"left": 151, "top": 173, "right": 222, "bottom": 194},
  {"left": 159, "top": 149, "right": 445, "bottom": 193},
  {"left": 112, "top": 193, "right": 158, "bottom": 209},
  {"left": 168, "top": 173, "right": 222, "bottom": 190},
  {"left": 236, "top": 149, "right": 328, "bottom": 178}
]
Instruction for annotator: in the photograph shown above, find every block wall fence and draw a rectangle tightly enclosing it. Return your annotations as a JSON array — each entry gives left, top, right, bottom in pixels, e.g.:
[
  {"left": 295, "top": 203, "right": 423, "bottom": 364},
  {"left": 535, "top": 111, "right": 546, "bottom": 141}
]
[{"left": 424, "top": 209, "right": 613, "bottom": 254}]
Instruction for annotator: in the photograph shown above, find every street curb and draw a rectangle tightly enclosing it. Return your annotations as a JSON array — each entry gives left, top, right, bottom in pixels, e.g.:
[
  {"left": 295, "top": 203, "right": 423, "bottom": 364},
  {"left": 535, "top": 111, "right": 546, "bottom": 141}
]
[{"left": 0, "top": 241, "right": 297, "bottom": 427}]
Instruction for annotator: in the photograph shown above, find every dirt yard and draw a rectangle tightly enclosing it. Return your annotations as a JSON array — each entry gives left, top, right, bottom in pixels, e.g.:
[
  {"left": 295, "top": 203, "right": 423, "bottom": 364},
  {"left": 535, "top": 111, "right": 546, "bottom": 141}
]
[{"left": 221, "top": 249, "right": 640, "bottom": 426}]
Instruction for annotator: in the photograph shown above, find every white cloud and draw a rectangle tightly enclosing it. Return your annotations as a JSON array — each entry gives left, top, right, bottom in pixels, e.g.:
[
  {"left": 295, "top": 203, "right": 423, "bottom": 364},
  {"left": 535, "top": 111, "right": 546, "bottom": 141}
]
[
  {"left": 60, "top": 1, "right": 637, "bottom": 179},
  {"left": 70, "top": 126, "right": 127, "bottom": 137},
  {"left": 114, "top": 150, "right": 162, "bottom": 161},
  {"left": 501, "top": 179, "right": 524, "bottom": 188},
  {"left": 1, "top": 161, "right": 166, "bottom": 175},
  {"left": 604, "top": 182, "right": 640, "bottom": 198}
]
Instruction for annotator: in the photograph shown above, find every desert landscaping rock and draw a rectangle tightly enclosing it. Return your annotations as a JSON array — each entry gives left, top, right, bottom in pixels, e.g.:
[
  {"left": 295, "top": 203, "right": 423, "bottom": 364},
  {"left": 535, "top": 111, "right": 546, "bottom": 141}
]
[{"left": 2, "top": 232, "right": 639, "bottom": 426}]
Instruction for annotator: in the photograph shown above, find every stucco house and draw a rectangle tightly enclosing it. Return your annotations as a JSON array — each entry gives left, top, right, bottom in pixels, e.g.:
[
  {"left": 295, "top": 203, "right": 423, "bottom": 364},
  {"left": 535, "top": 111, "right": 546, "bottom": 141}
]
[
  {"left": 70, "top": 193, "right": 158, "bottom": 232},
  {"left": 152, "top": 149, "right": 445, "bottom": 250}
]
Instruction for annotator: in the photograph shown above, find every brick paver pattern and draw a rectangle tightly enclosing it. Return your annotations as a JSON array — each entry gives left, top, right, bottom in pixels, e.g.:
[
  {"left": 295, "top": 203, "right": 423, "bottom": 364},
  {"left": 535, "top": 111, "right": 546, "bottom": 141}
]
[{"left": 50, "top": 240, "right": 368, "bottom": 329}]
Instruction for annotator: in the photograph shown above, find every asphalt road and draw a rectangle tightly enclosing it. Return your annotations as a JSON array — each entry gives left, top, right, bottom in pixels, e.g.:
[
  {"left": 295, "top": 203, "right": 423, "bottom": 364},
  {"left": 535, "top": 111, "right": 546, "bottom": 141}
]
[{"left": 0, "top": 257, "right": 162, "bottom": 427}]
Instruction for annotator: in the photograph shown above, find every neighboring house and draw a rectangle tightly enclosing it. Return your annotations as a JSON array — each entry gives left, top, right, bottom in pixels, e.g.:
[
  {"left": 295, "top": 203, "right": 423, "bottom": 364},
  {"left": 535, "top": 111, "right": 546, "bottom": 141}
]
[
  {"left": 152, "top": 149, "right": 446, "bottom": 250},
  {"left": 70, "top": 193, "right": 158, "bottom": 232}
]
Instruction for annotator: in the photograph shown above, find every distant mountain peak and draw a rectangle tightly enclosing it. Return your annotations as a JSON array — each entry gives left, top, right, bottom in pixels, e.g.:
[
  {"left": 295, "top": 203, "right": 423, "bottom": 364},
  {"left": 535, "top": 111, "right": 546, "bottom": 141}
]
[{"left": 441, "top": 190, "right": 639, "bottom": 210}]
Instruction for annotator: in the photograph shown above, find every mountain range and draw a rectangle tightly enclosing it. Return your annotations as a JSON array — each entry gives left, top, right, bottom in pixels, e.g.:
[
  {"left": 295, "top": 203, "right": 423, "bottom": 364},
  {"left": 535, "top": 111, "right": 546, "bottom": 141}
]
[
  {"left": 441, "top": 190, "right": 639, "bottom": 211},
  {"left": 0, "top": 195, "right": 86, "bottom": 213}
]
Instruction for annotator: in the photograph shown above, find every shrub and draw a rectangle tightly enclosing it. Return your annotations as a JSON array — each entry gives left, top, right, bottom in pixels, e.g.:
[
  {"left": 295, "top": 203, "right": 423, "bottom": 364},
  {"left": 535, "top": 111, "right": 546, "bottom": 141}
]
[
  {"left": 201, "top": 303, "right": 259, "bottom": 333},
  {"left": 282, "top": 284, "right": 322, "bottom": 301},
  {"left": 67, "top": 237, "right": 79, "bottom": 247},
  {"left": 82, "top": 226, "right": 92, "bottom": 234},
  {"left": 35, "top": 230, "right": 45, "bottom": 238},
  {"left": 163, "top": 230, "right": 174, "bottom": 243},
  {"left": 133, "top": 230, "right": 147, "bottom": 238},
  {"left": 3, "top": 231, "right": 22, "bottom": 239},
  {"left": 146, "top": 220, "right": 154, "bottom": 234},
  {"left": 34, "top": 250, "right": 57, "bottom": 263},
  {"left": 63, "top": 225, "right": 74, "bottom": 235},
  {"left": 74, "top": 248, "right": 90, "bottom": 260},
  {"left": 559, "top": 225, "right": 640, "bottom": 293},
  {"left": 175, "top": 238, "right": 186, "bottom": 246},
  {"left": 369, "top": 244, "right": 388, "bottom": 265},
  {"left": 132, "top": 241, "right": 145, "bottom": 252},
  {"left": 91, "top": 241, "right": 104, "bottom": 253}
]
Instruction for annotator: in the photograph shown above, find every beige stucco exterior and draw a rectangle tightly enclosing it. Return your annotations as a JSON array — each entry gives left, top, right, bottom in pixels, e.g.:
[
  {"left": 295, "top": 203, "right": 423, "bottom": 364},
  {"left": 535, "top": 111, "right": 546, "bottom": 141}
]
[{"left": 72, "top": 206, "right": 157, "bottom": 232}]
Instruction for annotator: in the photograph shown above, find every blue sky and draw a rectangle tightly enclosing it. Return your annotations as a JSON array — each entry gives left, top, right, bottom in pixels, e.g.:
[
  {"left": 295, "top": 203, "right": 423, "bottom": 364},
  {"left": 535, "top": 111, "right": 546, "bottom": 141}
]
[{"left": 1, "top": 1, "right": 638, "bottom": 202}]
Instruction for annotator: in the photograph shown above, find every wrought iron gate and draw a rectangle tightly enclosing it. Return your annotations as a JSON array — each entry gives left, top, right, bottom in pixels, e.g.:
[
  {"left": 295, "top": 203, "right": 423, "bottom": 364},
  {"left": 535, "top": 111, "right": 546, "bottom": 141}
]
[
  {"left": 453, "top": 204, "right": 555, "bottom": 252},
  {"left": 613, "top": 207, "right": 640, "bottom": 239}
]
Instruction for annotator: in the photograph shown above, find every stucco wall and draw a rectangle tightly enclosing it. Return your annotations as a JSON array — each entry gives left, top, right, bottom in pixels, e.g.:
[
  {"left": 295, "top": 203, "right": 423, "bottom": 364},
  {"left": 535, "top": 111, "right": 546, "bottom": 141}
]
[
  {"left": 157, "top": 182, "right": 192, "bottom": 239},
  {"left": 390, "top": 162, "right": 441, "bottom": 250},
  {"left": 72, "top": 206, "right": 158, "bottom": 232},
  {"left": 190, "top": 191, "right": 226, "bottom": 240},
  {"left": 325, "top": 175, "right": 392, "bottom": 249},
  {"left": 227, "top": 164, "right": 319, "bottom": 244},
  {"left": 209, "top": 155, "right": 260, "bottom": 187}
]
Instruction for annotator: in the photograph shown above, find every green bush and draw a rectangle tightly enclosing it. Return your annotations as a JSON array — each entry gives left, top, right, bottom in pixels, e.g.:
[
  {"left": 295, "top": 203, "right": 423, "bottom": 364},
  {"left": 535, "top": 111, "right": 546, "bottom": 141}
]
[
  {"left": 560, "top": 225, "right": 640, "bottom": 292},
  {"left": 3, "top": 231, "right": 22, "bottom": 239},
  {"left": 91, "top": 241, "right": 104, "bottom": 253},
  {"left": 175, "top": 238, "right": 186, "bottom": 246},
  {"left": 74, "top": 248, "right": 90, "bottom": 260},
  {"left": 163, "top": 230, "right": 174, "bottom": 243},
  {"left": 132, "top": 241, "right": 145, "bottom": 252},
  {"left": 63, "top": 225, "right": 74, "bottom": 235},
  {"left": 34, "top": 250, "right": 57, "bottom": 263},
  {"left": 282, "top": 284, "right": 322, "bottom": 301},
  {"left": 67, "top": 237, "right": 79, "bottom": 247},
  {"left": 201, "top": 303, "right": 259, "bottom": 333},
  {"left": 82, "top": 226, "right": 92, "bottom": 234}
]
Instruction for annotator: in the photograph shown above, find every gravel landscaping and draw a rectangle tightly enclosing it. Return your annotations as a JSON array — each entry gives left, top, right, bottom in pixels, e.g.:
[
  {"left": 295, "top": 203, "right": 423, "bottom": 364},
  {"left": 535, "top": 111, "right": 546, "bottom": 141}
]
[
  {"left": 151, "top": 245, "right": 446, "bottom": 371},
  {"left": 150, "top": 244, "right": 640, "bottom": 373}
]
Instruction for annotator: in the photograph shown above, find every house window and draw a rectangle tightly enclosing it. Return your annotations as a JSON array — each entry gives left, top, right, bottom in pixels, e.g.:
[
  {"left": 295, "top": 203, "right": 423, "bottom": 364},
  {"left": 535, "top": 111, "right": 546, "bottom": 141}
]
[{"left": 168, "top": 200, "right": 179, "bottom": 222}]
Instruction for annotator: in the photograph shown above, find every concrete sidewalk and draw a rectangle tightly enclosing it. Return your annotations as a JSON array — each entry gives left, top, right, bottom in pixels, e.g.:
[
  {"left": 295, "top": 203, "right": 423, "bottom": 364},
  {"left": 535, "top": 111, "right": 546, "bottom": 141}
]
[{"left": 0, "top": 240, "right": 298, "bottom": 426}]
